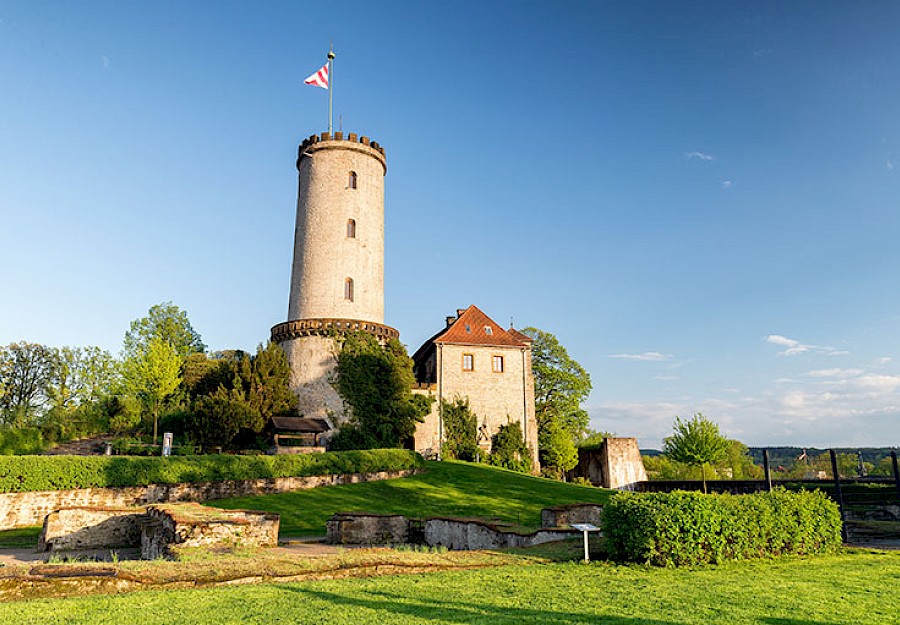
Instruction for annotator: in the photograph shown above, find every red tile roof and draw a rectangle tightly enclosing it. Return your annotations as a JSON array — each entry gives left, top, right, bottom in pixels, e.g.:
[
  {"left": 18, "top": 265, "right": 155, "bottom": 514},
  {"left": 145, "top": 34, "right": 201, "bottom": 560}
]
[{"left": 433, "top": 305, "right": 530, "bottom": 347}]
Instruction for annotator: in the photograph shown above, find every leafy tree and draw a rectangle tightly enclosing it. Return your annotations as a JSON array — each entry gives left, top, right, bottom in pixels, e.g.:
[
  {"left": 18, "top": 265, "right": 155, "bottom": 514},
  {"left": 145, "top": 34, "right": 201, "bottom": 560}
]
[
  {"left": 330, "top": 333, "right": 431, "bottom": 450},
  {"left": 521, "top": 327, "right": 591, "bottom": 476},
  {"left": 121, "top": 337, "right": 182, "bottom": 443},
  {"left": 538, "top": 417, "right": 578, "bottom": 478},
  {"left": 43, "top": 346, "right": 117, "bottom": 440},
  {"left": 719, "top": 440, "right": 762, "bottom": 480},
  {"left": 578, "top": 429, "right": 614, "bottom": 449},
  {"left": 0, "top": 342, "right": 55, "bottom": 426},
  {"left": 179, "top": 344, "right": 297, "bottom": 451},
  {"left": 233, "top": 342, "right": 297, "bottom": 423},
  {"left": 489, "top": 422, "right": 532, "bottom": 473},
  {"left": 185, "top": 394, "right": 256, "bottom": 451},
  {"left": 442, "top": 397, "right": 478, "bottom": 461},
  {"left": 98, "top": 394, "right": 143, "bottom": 435},
  {"left": 663, "top": 413, "right": 729, "bottom": 493},
  {"left": 123, "top": 302, "right": 205, "bottom": 359}
]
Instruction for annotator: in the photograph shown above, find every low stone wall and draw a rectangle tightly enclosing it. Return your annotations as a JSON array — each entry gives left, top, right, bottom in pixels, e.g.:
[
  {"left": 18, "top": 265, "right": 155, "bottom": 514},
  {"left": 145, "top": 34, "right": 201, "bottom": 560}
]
[
  {"left": 540, "top": 504, "right": 604, "bottom": 529},
  {"left": 38, "top": 507, "right": 145, "bottom": 553},
  {"left": 326, "top": 512, "right": 409, "bottom": 544},
  {"left": 423, "top": 518, "right": 580, "bottom": 550},
  {"left": 141, "top": 503, "right": 279, "bottom": 559},
  {"left": 0, "top": 469, "right": 417, "bottom": 530}
]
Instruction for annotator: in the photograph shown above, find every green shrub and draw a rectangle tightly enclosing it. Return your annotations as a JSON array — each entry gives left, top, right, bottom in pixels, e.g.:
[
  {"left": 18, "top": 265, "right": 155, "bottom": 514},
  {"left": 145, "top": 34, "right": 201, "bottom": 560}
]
[
  {"left": 0, "top": 449, "right": 424, "bottom": 493},
  {"left": 489, "top": 422, "right": 532, "bottom": 473},
  {"left": 0, "top": 427, "right": 45, "bottom": 455},
  {"left": 604, "top": 488, "right": 842, "bottom": 566}
]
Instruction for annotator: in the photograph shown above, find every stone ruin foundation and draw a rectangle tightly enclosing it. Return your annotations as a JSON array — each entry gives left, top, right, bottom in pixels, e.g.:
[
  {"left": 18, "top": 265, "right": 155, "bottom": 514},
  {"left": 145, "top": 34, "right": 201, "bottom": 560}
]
[
  {"left": 37, "top": 503, "right": 279, "bottom": 560},
  {"left": 326, "top": 503, "right": 604, "bottom": 550}
]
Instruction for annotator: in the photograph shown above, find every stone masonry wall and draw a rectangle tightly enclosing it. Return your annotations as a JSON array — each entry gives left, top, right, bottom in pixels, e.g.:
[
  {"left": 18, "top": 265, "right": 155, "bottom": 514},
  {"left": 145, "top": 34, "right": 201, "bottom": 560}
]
[
  {"left": 423, "top": 518, "right": 580, "bottom": 550},
  {"left": 288, "top": 137, "right": 386, "bottom": 324},
  {"left": 414, "top": 344, "right": 538, "bottom": 467},
  {"left": 0, "top": 469, "right": 417, "bottom": 530},
  {"left": 326, "top": 512, "right": 409, "bottom": 544},
  {"left": 540, "top": 504, "right": 604, "bottom": 529},
  {"left": 38, "top": 507, "right": 145, "bottom": 552},
  {"left": 141, "top": 504, "right": 279, "bottom": 559},
  {"left": 280, "top": 334, "right": 345, "bottom": 424}
]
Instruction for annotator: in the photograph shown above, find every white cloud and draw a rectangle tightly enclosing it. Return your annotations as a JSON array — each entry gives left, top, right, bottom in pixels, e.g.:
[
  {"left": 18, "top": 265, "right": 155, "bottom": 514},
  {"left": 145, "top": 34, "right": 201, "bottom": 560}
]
[
  {"left": 807, "top": 368, "right": 863, "bottom": 379},
  {"left": 101, "top": 55, "right": 110, "bottom": 70},
  {"left": 686, "top": 151, "right": 715, "bottom": 162},
  {"left": 721, "top": 180, "right": 732, "bottom": 189},
  {"left": 766, "top": 334, "right": 848, "bottom": 357},
  {"left": 654, "top": 375, "right": 679, "bottom": 381},
  {"left": 609, "top": 352, "right": 672, "bottom": 362},
  {"left": 878, "top": 357, "right": 892, "bottom": 365}
]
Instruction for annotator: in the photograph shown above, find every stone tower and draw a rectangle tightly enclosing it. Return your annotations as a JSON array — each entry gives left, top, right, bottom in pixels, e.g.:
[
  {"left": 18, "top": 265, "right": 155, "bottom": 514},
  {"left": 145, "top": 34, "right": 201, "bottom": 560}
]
[{"left": 271, "top": 132, "right": 399, "bottom": 424}]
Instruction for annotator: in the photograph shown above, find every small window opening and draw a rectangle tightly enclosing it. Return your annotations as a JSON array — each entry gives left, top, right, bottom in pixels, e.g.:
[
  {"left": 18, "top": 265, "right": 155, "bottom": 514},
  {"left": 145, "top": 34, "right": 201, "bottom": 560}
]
[
  {"left": 344, "top": 278, "right": 354, "bottom": 302},
  {"left": 347, "top": 219, "right": 356, "bottom": 238},
  {"left": 348, "top": 171, "right": 358, "bottom": 189},
  {"left": 465, "top": 324, "right": 471, "bottom": 333},
  {"left": 484, "top": 326, "right": 493, "bottom": 335},
  {"left": 462, "top": 354, "right": 474, "bottom": 371}
]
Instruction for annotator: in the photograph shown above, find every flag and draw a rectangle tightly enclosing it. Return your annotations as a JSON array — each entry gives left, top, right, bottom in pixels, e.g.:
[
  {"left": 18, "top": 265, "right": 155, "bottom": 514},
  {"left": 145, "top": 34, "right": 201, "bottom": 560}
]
[{"left": 304, "top": 63, "right": 329, "bottom": 90}]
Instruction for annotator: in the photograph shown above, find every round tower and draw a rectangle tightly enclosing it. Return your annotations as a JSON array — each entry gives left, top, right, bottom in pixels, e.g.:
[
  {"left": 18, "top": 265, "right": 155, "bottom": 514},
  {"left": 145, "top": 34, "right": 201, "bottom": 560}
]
[{"left": 271, "top": 132, "right": 399, "bottom": 424}]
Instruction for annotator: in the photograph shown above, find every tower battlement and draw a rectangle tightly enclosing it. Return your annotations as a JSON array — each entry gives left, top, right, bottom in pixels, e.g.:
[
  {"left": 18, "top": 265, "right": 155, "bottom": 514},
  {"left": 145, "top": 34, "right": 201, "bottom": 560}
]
[{"left": 297, "top": 132, "right": 386, "bottom": 173}]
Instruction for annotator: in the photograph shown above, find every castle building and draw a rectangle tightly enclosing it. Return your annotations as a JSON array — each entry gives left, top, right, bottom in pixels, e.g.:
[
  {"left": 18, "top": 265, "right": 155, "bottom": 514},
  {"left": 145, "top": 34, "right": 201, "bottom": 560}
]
[
  {"left": 411, "top": 305, "right": 539, "bottom": 464},
  {"left": 272, "top": 131, "right": 537, "bottom": 468}
]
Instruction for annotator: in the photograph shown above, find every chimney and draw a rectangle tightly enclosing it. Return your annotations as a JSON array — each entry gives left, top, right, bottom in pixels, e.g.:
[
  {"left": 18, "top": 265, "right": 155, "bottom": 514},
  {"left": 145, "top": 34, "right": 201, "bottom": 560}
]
[{"left": 445, "top": 315, "right": 456, "bottom": 328}]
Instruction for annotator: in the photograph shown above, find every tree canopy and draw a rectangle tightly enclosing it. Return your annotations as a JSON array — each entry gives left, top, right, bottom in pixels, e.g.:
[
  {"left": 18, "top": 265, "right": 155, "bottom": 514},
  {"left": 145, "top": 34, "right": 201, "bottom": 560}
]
[
  {"left": 663, "top": 413, "right": 730, "bottom": 492},
  {"left": 521, "top": 327, "right": 591, "bottom": 477},
  {"left": 123, "top": 302, "right": 205, "bottom": 359}
]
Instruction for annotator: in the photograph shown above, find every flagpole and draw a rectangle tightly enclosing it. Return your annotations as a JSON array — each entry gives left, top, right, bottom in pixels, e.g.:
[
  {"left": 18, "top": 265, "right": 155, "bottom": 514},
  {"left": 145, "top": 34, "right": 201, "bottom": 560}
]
[{"left": 327, "top": 48, "right": 335, "bottom": 134}]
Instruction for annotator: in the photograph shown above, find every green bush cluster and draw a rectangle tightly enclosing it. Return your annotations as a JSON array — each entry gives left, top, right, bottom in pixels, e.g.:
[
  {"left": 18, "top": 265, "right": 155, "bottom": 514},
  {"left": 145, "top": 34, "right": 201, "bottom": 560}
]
[
  {"left": 0, "top": 427, "right": 45, "bottom": 455},
  {"left": 0, "top": 449, "right": 423, "bottom": 493},
  {"left": 604, "top": 488, "right": 842, "bottom": 566}
]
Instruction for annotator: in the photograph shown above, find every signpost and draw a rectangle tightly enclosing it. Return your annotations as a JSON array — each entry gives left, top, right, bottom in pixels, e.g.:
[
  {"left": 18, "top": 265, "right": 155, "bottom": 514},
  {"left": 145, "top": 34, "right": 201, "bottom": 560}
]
[{"left": 571, "top": 523, "right": 601, "bottom": 562}]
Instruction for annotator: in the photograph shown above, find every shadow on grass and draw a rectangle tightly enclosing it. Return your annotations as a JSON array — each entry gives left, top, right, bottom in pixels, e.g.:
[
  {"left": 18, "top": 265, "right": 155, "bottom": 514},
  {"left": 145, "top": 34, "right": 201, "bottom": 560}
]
[
  {"left": 762, "top": 616, "right": 836, "bottom": 625},
  {"left": 279, "top": 586, "right": 682, "bottom": 625}
]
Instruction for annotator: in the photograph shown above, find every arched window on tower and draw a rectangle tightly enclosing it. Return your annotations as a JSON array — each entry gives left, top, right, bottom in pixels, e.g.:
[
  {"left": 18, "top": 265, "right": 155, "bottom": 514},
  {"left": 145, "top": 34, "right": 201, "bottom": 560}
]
[
  {"left": 347, "top": 219, "right": 356, "bottom": 238},
  {"left": 348, "top": 171, "right": 358, "bottom": 189},
  {"left": 344, "top": 278, "right": 354, "bottom": 302}
]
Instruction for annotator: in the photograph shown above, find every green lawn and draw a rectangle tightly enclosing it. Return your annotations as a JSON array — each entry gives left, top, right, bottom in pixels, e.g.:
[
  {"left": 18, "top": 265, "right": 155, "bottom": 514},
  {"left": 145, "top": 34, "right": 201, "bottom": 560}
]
[
  {"left": 1, "top": 551, "right": 897, "bottom": 624},
  {"left": 211, "top": 460, "right": 611, "bottom": 535}
]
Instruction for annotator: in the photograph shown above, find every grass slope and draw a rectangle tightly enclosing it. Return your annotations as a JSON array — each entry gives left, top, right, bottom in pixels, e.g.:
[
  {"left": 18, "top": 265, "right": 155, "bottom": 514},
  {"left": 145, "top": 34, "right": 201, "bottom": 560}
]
[
  {"left": 2, "top": 551, "right": 897, "bottom": 624},
  {"left": 211, "top": 460, "right": 611, "bottom": 536}
]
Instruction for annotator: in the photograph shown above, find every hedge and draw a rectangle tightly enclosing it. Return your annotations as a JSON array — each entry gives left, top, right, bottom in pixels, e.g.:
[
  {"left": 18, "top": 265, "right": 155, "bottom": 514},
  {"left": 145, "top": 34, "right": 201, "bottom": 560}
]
[
  {"left": 603, "top": 488, "right": 842, "bottom": 566},
  {"left": 0, "top": 449, "right": 424, "bottom": 493}
]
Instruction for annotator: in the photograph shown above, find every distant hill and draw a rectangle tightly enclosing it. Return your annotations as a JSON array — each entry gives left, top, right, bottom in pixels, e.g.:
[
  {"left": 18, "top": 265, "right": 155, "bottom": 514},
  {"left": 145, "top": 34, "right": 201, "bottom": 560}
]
[{"left": 747, "top": 447, "right": 898, "bottom": 470}]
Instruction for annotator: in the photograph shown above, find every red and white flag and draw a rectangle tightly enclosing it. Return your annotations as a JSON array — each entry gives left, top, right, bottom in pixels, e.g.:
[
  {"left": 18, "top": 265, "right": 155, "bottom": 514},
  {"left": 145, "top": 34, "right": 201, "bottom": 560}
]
[{"left": 304, "top": 63, "right": 329, "bottom": 90}]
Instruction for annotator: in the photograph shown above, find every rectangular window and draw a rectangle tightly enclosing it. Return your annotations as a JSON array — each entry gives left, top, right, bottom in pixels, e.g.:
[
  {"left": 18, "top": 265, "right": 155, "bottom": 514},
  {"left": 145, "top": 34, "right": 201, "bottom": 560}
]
[
  {"left": 462, "top": 354, "right": 474, "bottom": 371},
  {"left": 492, "top": 355, "right": 504, "bottom": 373}
]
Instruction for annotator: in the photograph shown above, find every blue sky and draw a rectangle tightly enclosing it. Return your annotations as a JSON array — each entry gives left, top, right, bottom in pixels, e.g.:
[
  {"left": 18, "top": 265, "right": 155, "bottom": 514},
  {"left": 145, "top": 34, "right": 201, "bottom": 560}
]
[{"left": 2, "top": 1, "right": 899, "bottom": 449}]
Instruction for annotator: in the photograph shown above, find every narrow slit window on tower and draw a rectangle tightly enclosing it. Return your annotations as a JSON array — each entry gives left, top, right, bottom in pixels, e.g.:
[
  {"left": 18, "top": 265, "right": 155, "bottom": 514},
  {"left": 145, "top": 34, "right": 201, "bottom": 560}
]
[
  {"left": 347, "top": 219, "right": 356, "bottom": 238},
  {"left": 344, "top": 278, "right": 354, "bottom": 302},
  {"left": 348, "top": 171, "right": 358, "bottom": 189}
]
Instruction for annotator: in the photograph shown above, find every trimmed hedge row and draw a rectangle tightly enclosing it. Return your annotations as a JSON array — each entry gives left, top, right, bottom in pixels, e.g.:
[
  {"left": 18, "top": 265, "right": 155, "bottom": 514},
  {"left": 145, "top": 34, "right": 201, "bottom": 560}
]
[
  {"left": 0, "top": 449, "right": 424, "bottom": 493},
  {"left": 604, "top": 488, "right": 842, "bottom": 566}
]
